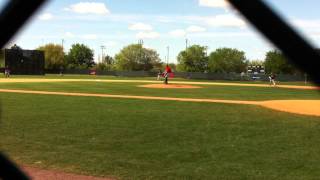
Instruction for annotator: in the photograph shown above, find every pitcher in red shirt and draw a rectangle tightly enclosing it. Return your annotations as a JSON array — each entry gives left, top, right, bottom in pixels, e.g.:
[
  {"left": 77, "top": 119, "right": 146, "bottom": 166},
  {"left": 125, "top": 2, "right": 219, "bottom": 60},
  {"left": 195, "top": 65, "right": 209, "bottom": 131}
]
[{"left": 163, "top": 65, "right": 173, "bottom": 84}]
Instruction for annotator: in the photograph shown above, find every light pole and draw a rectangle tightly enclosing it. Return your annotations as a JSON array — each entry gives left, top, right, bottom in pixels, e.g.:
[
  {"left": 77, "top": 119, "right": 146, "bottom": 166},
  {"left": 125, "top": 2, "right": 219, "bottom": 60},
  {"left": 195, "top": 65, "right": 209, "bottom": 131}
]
[
  {"left": 100, "top": 45, "right": 105, "bottom": 63},
  {"left": 138, "top": 39, "right": 144, "bottom": 69},
  {"left": 204, "top": 46, "right": 208, "bottom": 56},
  {"left": 166, "top": 46, "right": 169, "bottom": 65},
  {"left": 61, "top": 39, "right": 64, "bottom": 51},
  {"left": 185, "top": 38, "right": 188, "bottom": 50},
  {"left": 138, "top": 39, "right": 144, "bottom": 46}
]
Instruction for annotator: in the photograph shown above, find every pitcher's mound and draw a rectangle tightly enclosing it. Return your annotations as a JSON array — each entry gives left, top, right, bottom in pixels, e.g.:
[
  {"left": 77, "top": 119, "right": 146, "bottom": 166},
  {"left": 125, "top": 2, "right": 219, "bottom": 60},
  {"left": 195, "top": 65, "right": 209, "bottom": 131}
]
[{"left": 139, "top": 84, "right": 202, "bottom": 89}]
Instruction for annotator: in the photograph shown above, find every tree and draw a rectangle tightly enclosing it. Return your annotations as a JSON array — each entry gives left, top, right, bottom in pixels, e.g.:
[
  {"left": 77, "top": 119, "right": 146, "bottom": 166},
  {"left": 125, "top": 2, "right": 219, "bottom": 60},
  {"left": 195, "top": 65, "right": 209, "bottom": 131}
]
[
  {"left": 248, "top": 60, "right": 264, "bottom": 66},
  {"left": 103, "top": 55, "right": 114, "bottom": 65},
  {"left": 264, "top": 50, "right": 298, "bottom": 74},
  {"left": 37, "top": 43, "right": 65, "bottom": 70},
  {"left": 114, "top": 44, "right": 161, "bottom": 71},
  {"left": 177, "top": 45, "right": 208, "bottom": 72},
  {"left": 94, "top": 62, "right": 108, "bottom": 71},
  {"left": 94, "top": 55, "right": 115, "bottom": 71},
  {"left": 0, "top": 49, "right": 4, "bottom": 67},
  {"left": 208, "top": 48, "right": 247, "bottom": 73},
  {"left": 66, "top": 43, "right": 95, "bottom": 68},
  {"left": 10, "top": 44, "right": 22, "bottom": 51}
]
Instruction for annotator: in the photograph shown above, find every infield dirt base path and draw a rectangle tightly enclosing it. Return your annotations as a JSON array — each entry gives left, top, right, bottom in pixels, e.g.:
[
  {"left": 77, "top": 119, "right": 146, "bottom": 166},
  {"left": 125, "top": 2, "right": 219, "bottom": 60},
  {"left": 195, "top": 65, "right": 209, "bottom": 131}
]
[
  {"left": 139, "top": 84, "right": 203, "bottom": 89},
  {"left": 23, "top": 166, "right": 114, "bottom": 180},
  {"left": 0, "top": 88, "right": 319, "bottom": 117}
]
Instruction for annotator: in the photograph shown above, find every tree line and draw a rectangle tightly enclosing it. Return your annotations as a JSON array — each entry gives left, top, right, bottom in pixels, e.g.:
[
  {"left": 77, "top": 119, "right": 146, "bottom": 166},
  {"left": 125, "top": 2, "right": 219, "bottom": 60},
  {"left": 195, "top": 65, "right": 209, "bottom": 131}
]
[
  {"left": 16, "top": 43, "right": 302, "bottom": 74},
  {"left": 177, "top": 45, "right": 302, "bottom": 74}
]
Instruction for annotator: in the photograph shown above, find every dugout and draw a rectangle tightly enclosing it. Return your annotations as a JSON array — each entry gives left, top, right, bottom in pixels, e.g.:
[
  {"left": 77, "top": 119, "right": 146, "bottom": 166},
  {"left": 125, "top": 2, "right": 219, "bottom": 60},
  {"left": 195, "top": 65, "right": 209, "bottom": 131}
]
[{"left": 4, "top": 48, "right": 45, "bottom": 75}]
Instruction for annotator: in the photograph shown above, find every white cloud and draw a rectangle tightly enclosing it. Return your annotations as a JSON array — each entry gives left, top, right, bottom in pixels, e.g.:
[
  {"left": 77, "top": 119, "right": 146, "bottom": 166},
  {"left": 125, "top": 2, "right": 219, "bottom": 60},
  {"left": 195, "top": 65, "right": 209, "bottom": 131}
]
[
  {"left": 186, "top": 25, "right": 206, "bottom": 33},
  {"left": 155, "top": 16, "right": 175, "bottom": 23},
  {"left": 205, "top": 14, "right": 246, "bottom": 28},
  {"left": 292, "top": 19, "right": 320, "bottom": 29},
  {"left": 64, "top": 32, "right": 75, "bottom": 38},
  {"left": 65, "top": 2, "right": 110, "bottom": 15},
  {"left": 188, "top": 32, "right": 254, "bottom": 38},
  {"left": 81, "top": 34, "right": 98, "bottom": 40},
  {"left": 168, "top": 26, "right": 206, "bottom": 38},
  {"left": 169, "top": 29, "right": 187, "bottom": 37},
  {"left": 199, "top": 0, "right": 229, "bottom": 9},
  {"left": 38, "top": 13, "right": 53, "bottom": 20},
  {"left": 129, "top": 23, "right": 153, "bottom": 31},
  {"left": 155, "top": 14, "right": 246, "bottom": 29},
  {"left": 136, "top": 32, "right": 160, "bottom": 39}
]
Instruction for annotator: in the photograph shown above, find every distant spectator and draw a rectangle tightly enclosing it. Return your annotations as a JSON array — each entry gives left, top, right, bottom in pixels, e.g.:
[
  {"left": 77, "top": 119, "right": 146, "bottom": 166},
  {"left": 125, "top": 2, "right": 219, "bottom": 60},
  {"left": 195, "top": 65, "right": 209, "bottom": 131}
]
[
  {"left": 4, "top": 66, "right": 10, "bottom": 78},
  {"left": 157, "top": 69, "right": 162, "bottom": 80},
  {"left": 59, "top": 66, "right": 64, "bottom": 76},
  {"left": 240, "top": 72, "right": 246, "bottom": 80}
]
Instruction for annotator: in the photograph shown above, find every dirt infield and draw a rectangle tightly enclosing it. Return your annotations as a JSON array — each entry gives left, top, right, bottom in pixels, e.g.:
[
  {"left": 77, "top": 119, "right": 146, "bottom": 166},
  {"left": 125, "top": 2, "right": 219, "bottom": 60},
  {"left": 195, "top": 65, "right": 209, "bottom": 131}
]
[
  {"left": 0, "top": 78, "right": 319, "bottom": 90},
  {"left": 139, "top": 84, "right": 202, "bottom": 89},
  {"left": 23, "top": 166, "right": 113, "bottom": 180},
  {"left": 0, "top": 88, "right": 318, "bottom": 117},
  {"left": 261, "top": 100, "right": 320, "bottom": 117}
]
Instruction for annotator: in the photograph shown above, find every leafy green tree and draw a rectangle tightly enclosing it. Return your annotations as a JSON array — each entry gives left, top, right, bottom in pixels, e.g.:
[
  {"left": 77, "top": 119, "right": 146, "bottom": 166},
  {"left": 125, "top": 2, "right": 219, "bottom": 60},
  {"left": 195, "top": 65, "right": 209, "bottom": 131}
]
[
  {"left": 94, "top": 62, "right": 108, "bottom": 71},
  {"left": 37, "top": 43, "right": 65, "bottom": 70},
  {"left": 94, "top": 55, "right": 115, "bottom": 71},
  {"left": 66, "top": 43, "right": 95, "bottom": 68},
  {"left": 249, "top": 60, "right": 265, "bottom": 66},
  {"left": 208, "top": 48, "right": 247, "bottom": 73},
  {"left": 0, "top": 49, "right": 4, "bottom": 67},
  {"left": 103, "top": 55, "right": 114, "bottom": 65},
  {"left": 114, "top": 44, "right": 161, "bottom": 71},
  {"left": 177, "top": 45, "right": 208, "bottom": 72},
  {"left": 264, "top": 50, "right": 298, "bottom": 74}
]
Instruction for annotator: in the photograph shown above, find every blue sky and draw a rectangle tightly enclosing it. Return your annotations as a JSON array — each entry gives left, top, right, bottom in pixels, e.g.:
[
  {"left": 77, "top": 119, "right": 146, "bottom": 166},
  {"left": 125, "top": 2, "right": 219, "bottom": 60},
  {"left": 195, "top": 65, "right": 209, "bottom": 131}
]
[{"left": 2, "top": 0, "right": 320, "bottom": 63}]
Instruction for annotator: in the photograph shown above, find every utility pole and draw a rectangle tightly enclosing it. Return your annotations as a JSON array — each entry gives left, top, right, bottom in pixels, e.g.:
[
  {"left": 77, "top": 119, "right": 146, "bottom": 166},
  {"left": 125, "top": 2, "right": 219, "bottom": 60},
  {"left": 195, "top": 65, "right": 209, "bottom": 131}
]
[
  {"left": 205, "top": 46, "right": 208, "bottom": 56},
  {"left": 100, "top": 45, "right": 105, "bottom": 63},
  {"left": 138, "top": 39, "right": 144, "bottom": 46},
  {"left": 185, "top": 38, "right": 188, "bottom": 50},
  {"left": 138, "top": 39, "right": 144, "bottom": 70},
  {"left": 61, "top": 39, "right": 64, "bottom": 52},
  {"left": 166, "top": 46, "right": 170, "bottom": 65}
]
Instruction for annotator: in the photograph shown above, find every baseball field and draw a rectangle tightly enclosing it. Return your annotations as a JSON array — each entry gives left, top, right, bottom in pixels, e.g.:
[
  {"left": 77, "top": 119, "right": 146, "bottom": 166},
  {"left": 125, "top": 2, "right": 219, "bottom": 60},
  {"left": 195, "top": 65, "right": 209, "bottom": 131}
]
[{"left": 0, "top": 75, "right": 320, "bottom": 179}]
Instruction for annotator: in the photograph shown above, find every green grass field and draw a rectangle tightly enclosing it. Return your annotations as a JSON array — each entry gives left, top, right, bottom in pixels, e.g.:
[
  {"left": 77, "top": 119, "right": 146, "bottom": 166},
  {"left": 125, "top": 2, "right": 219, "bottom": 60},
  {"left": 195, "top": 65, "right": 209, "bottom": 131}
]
[
  {"left": 0, "top": 75, "right": 320, "bottom": 179},
  {"left": 9, "top": 74, "right": 318, "bottom": 85}
]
